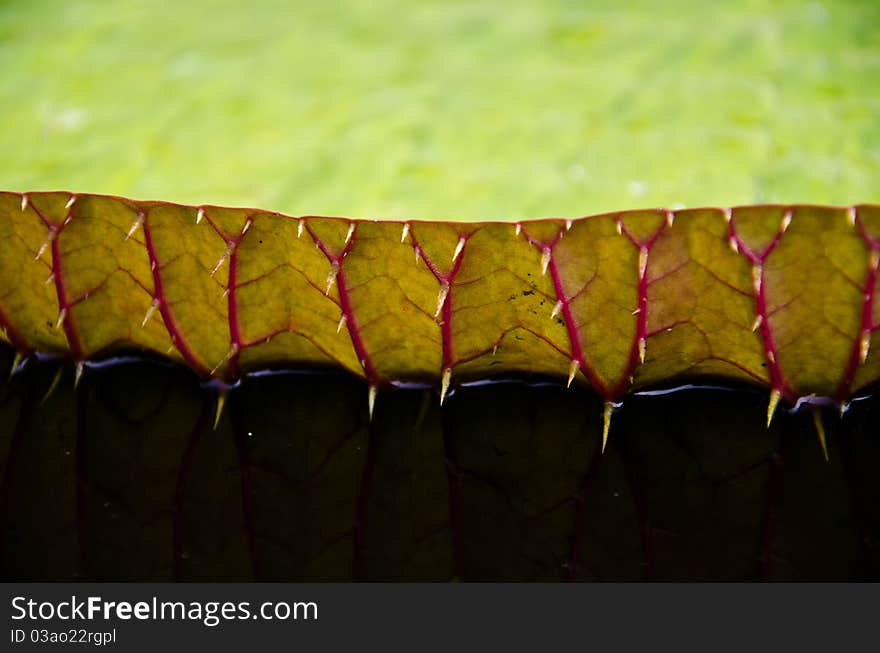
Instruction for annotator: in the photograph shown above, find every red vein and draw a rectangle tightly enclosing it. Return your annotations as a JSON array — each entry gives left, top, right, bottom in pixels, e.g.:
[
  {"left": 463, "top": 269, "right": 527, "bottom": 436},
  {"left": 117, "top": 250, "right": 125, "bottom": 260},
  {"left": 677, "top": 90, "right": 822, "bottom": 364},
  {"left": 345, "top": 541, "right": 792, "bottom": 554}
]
[
  {"left": 232, "top": 410, "right": 260, "bottom": 580},
  {"left": 837, "top": 210, "right": 878, "bottom": 398},
  {"left": 172, "top": 397, "right": 211, "bottom": 580},
  {"left": 548, "top": 254, "right": 608, "bottom": 395},
  {"left": 616, "top": 433, "right": 655, "bottom": 580},
  {"left": 305, "top": 222, "right": 378, "bottom": 386},
  {"left": 353, "top": 419, "right": 379, "bottom": 580},
  {"left": 615, "top": 216, "right": 668, "bottom": 397},
  {"left": 728, "top": 212, "right": 791, "bottom": 398},
  {"left": 141, "top": 213, "right": 210, "bottom": 377},
  {"left": 29, "top": 199, "right": 84, "bottom": 359},
  {"left": 407, "top": 228, "right": 470, "bottom": 376},
  {"left": 566, "top": 433, "right": 604, "bottom": 581},
  {"left": 226, "top": 249, "right": 242, "bottom": 376},
  {"left": 202, "top": 212, "right": 254, "bottom": 379},
  {"left": 52, "top": 241, "right": 83, "bottom": 358},
  {"left": 521, "top": 226, "right": 608, "bottom": 397}
]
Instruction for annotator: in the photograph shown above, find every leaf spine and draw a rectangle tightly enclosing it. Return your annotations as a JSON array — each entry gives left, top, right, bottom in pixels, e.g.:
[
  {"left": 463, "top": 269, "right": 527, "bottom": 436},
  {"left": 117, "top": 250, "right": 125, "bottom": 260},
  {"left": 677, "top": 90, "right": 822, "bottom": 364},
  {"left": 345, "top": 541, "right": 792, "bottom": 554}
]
[
  {"left": 42, "top": 367, "right": 64, "bottom": 404},
  {"left": 767, "top": 388, "right": 782, "bottom": 428},
  {"left": 125, "top": 212, "right": 145, "bottom": 241},
  {"left": 638, "top": 247, "right": 648, "bottom": 279},
  {"left": 540, "top": 247, "right": 551, "bottom": 276},
  {"left": 142, "top": 298, "right": 160, "bottom": 327},
  {"left": 54, "top": 308, "right": 67, "bottom": 330},
  {"left": 752, "top": 265, "right": 763, "bottom": 294},
  {"left": 751, "top": 315, "right": 763, "bottom": 332},
  {"left": 452, "top": 236, "right": 466, "bottom": 263},
  {"left": 780, "top": 209, "right": 792, "bottom": 233},
  {"left": 567, "top": 359, "right": 579, "bottom": 387},
  {"left": 368, "top": 385, "right": 377, "bottom": 420},
  {"left": 435, "top": 283, "right": 450, "bottom": 318},
  {"left": 812, "top": 407, "right": 829, "bottom": 463},
  {"left": 213, "top": 389, "right": 227, "bottom": 430},
  {"left": 325, "top": 261, "right": 339, "bottom": 295},
  {"left": 601, "top": 402, "right": 614, "bottom": 454},
  {"left": 440, "top": 368, "right": 452, "bottom": 405}
]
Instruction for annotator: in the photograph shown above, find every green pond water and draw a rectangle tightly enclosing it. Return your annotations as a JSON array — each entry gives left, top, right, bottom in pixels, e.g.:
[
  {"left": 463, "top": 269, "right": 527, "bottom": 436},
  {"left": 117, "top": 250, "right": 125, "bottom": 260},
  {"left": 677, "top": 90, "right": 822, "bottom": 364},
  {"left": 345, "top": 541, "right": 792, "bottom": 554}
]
[{"left": 1, "top": 0, "right": 878, "bottom": 219}]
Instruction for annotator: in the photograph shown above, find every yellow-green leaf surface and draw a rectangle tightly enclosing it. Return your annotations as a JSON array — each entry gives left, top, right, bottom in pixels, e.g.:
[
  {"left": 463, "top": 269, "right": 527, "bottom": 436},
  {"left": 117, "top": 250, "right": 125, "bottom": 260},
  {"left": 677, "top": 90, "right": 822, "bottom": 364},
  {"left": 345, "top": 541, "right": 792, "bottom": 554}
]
[{"left": 1, "top": 191, "right": 878, "bottom": 406}]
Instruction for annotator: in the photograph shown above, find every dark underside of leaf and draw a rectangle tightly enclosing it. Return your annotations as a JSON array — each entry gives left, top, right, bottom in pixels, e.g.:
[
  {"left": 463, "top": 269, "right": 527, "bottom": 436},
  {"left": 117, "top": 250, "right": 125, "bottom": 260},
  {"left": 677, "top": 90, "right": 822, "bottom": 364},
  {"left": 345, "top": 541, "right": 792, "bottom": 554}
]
[{"left": 1, "top": 345, "right": 878, "bottom": 582}]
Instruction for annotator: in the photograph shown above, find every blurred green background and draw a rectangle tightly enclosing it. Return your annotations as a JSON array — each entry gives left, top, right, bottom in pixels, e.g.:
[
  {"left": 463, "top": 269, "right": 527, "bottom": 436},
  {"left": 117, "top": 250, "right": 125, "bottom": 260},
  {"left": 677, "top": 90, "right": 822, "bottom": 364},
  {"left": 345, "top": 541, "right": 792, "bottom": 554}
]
[{"left": 1, "top": 0, "right": 877, "bottom": 219}]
